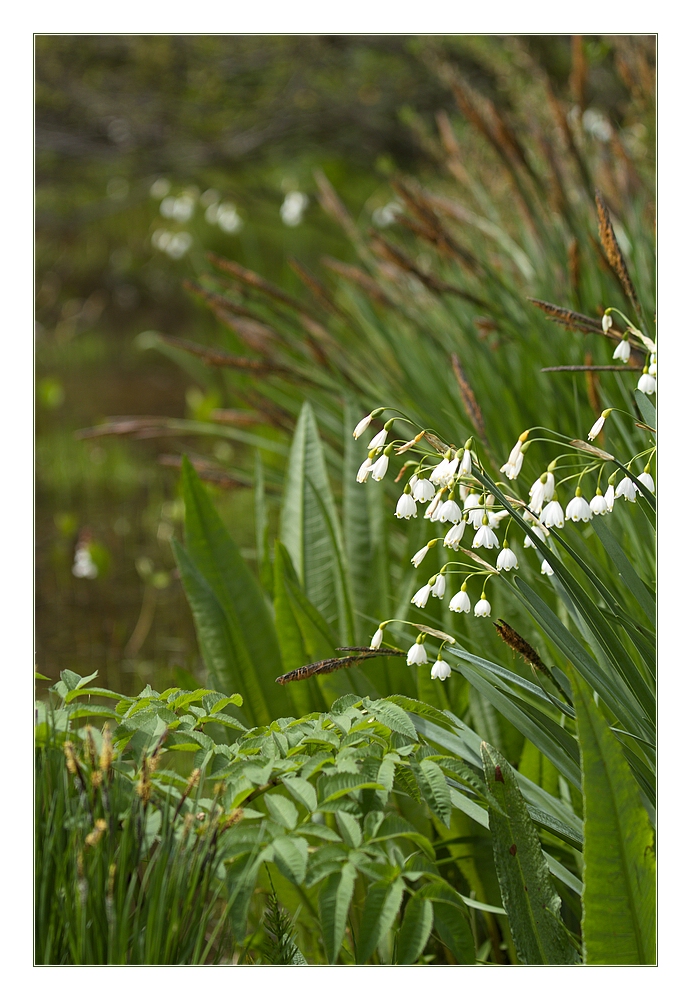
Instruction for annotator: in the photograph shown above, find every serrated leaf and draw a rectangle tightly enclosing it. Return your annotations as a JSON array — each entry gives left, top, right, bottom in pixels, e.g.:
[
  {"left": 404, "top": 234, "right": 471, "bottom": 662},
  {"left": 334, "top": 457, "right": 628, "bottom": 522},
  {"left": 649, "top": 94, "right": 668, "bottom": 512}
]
[
  {"left": 480, "top": 742, "right": 579, "bottom": 965},
  {"left": 416, "top": 757, "right": 452, "bottom": 827},
  {"left": 272, "top": 835, "right": 308, "bottom": 885},
  {"left": 282, "top": 775, "right": 318, "bottom": 813},
  {"left": 570, "top": 667, "right": 655, "bottom": 964},
  {"left": 367, "top": 699, "right": 417, "bottom": 741},
  {"left": 265, "top": 794, "right": 299, "bottom": 830},
  {"left": 319, "top": 863, "right": 357, "bottom": 963},
  {"left": 356, "top": 877, "right": 405, "bottom": 964},
  {"left": 335, "top": 811, "right": 362, "bottom": 848},
  {"left": 317, "top": 771, "right": 385, "bottom": 803},
  {"left": 396, "top": 892, "right": 433, "bottom": 964}
]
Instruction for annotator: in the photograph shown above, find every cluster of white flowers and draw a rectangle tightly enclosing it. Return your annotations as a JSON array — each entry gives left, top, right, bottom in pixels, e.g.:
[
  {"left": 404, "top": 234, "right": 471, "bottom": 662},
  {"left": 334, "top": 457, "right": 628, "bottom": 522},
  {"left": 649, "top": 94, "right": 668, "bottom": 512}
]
[
  {"left": 353, "top": 365, "right": 655, "bottom": 679},
  {"left": 603, "top": 309, "right": 657, "bottom": 395}
]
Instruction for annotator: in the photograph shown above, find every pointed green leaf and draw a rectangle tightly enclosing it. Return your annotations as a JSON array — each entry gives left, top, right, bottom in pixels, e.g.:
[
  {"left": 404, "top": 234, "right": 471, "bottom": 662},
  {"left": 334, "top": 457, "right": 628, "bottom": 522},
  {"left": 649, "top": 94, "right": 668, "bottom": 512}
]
[
  {"left": 418, "top": 883, "right": 476, "bottom": 964},
  {"left": 569, "top": 667, "right": 655, "bottom": 964},
  {"left": 265, "top": 794, "right": 299, "bottom": 831},
  {"left": 356, "top": 877, "right": 404, "bottom": 964},
  {"left": 396, "top": 892, "right": 433, "bottom": 965},
  {"left": 319, "top": 863, "right": 357, "bottom": 963},
  {"left": 480, "top": 742, "right": 579, "bottom": 965},
  {"left": 272, "top": 835, "right": 308, "bottom": 885},
  {"left": 415, "top": 758, "right": 452, "bottom": 827}
]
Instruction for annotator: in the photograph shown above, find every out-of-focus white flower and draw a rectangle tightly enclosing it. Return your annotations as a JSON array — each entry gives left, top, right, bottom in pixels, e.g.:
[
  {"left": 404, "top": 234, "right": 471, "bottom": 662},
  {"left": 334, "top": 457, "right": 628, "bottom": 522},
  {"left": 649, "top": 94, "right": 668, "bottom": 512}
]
[
  {"left": 280, "top": 191, "right": 308, "bottom": 227},
  {"left": 615, "top": 476, "right": 638, "bottom": 502},
  {"left": 467, "top": 507, "right": 485, "bottom": 529},
  {"left": 602, "top": 312, "right": 612, "bottom": 332},
  {"left": 370, "top": 453, "right": 389, "bottom": 481},
  {"left": 439, "top": 499, "right": 462, "bottom": 523},
  {"left": 431, "top": 657, "right": 452, "bottom": 681},
  {"left": 541, "top": 499, "right": 565, "bottom": 529},
  {"left": 639, "top": 471, "right": 655, "bottom": 493},
  {"left": 369, "top": 428, "right": 388, "bottom": 450},
  {"left": 431, "top": 575, "right": 446, "bottom": 599},
  {"left": 496, "top": 545, "right": 518, "bottom": 571},
  {"left": 411, "top": 583, "right": 433, "bottom": 608},
  {"left": 529, "top": 473, "right": 555, "bottom": 514},
  {"left": 73, "top": 545, "right": 98, "bottom": 579},
  {"left": 637, "top": 370, "right": 656, "bottom": 395},
  {"left": 474, "top": 596, "right": 492, "bottom": 617},
  {"left": 370, "top": 627, "right": 384, "bottom": 649},
  {"left": 449, "top": 586, "right": 471, "bottom": 613},
  {"left": 590, "top": 490, "right": 608, "bottom": 515},
  {"left": 604, "top": 484, "right": 616, "bottom": 512},
  {"left": 488, "top": 510, "right": 509, "bottom": 530},
  {"left": 460, "top": 448, "right": 473, "bottom": 476},
  {"left": 649, "top": 356, "right": 657, "bottom": 376},
  {"left": 613, "top": 339, "right": 630, "bottom": 362},
  {"left": 473, "top": 522, "right": 500, "bottom": 549},
  {"left": 411, "top": 544, "right": 431, "bottom": 568},
  {"left": 395, "top": 493, "right": 417, "bottom": 519},
  {"left": 356, "top": 457, "right": 372, "bottom": 483},
  {"left": 464, "top": 493, "right": 481, "bottom": 511},
  {"left": 407, "top": 638, "right": 428, "bottom": 666},
  {"left": 413, "top": 478, "right": 436, "bottom": 503},
  {"left": 565, "top": 490, "right": 593, "bottom": 523},
  {"left": 541, "top": 559, "right": 554, "bottom": 576},
  {"left": 443, "top": 521, "right": 466, "bottom": 550},
  {"left": 353, "top": 414, "right": 372, "bottom": 439}
]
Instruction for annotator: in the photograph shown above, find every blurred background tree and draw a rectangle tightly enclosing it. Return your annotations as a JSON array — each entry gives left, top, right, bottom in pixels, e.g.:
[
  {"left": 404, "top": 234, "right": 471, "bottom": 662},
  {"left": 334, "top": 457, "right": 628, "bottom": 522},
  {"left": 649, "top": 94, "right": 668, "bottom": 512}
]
[{"left": 35, "top": 34, "right": 653, "bottom": 693}]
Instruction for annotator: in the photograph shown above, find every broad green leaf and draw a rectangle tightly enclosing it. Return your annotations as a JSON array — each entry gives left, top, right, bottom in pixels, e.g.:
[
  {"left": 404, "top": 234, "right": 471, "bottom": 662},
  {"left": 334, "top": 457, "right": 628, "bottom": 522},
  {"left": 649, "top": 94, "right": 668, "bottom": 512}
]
[
  {"left": 272, "top": 835, "right": 308, "bottom": 885},
  {"left": 319, "top": 863, "right": 357, "bottom": 963},
  {"left": 415, "top": 758, "right": 452, "bottom": 827},
  {"left": 570, "top": 668, "right": 656, "bottom": 965},
  {"left": 282, "top": 775, "right": 318, "bottom": 813},
  {"left": 396, "top": 892, "right": 433, "bottom": 965},
  {"left": 178, "top": 458, "right": 288, "bottom": 721},
  {"left": 480, "top": 742, "right": 579, "bottom": 965},
  {"left": 366, "top": 699, "right": 417, "bottom": 741},
  {"left": 335, "top": 811, "right": 362, "bottom": 848},
  {"left": 265, "top": 793, "right": 299, "bottom": 830},
  {"left": 418, "top": 883, "right": 476, "bottom": 964},
  {"left": 356, "top": 877, "right": 404, "bottom": 964}
]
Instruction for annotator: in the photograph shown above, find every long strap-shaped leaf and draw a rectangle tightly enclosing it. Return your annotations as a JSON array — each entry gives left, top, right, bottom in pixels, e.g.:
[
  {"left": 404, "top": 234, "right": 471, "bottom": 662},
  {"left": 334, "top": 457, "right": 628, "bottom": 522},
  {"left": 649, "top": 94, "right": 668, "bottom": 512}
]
[
  {"left": 480, "top": 742, "right": 580, "bottom": 965},
  {"left": 569, "top": 667, "right": 656, "bottom": 964}
]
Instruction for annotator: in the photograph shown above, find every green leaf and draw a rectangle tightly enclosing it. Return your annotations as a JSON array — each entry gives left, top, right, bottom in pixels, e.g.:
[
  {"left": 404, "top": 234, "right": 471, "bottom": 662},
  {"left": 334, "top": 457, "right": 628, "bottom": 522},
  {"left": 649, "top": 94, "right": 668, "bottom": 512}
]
[
  {"left": 356, "top": 877, "right": 404, "bottom": 964},
  {"left": 282, "top": 775, "right": 318, "bottom": 813},
  {"left": 317, "top": 771, "right": 385, "bottom": 804},
  {"left": 366, "top": 699, "right": 417, "bottom": 741},
  {"left": 569, "top": 667, "right": 656, "bottom": 964},
  {"left": 265, "top": 794, "right": 299, "bottom": 831},
  {"left": 415, "top": 758, "right": 452, "bottom": 827},
  {"left": 176, "top": 457, "right": 287, "bottom": 722},
  {"left": 634, "top": 388, "right": 656, "bottom": 430},
  {"left": 319, "top": 863, "right": 357, "bottom": 963},
  {"left": 418, "top": 883, "right": 476, "bottom": 964},
  {"left": 480, "top": 742, "right": 579, "bottom": 965},
  {"left": 335, "top": 811, "right": 362, "bottom": 848},
  {"left": 396, "top": 892, "right": 433, "bottom": 964},
  {"left": 590, "top": 517, "right": 655, "bottom": 625},
  {"left": 272, "top": 836, "right": 308, "bottom": 885},
  {"left": 280, "top": 401, "right": 352, "bottom": 639}
]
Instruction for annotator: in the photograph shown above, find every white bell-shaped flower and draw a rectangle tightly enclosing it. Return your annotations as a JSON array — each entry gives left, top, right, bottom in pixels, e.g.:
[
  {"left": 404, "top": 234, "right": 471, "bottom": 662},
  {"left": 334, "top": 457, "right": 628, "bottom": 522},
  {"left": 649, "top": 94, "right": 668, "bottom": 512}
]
[
  {"left": 431, "top": 657, "right": 452, "bottom": 681},
  {"left": 565, "top": 489, "right": 593, "bottom": 523},
  {"left": 615, "top": 476, "right": 638, "bottom": 502},
  {"left": 443, "top": 521, "right": 466, "bottom": 550},
  {"left": 353, "top": 413, "right": 372, "bottom": 439},
  {"left": 459, "top": 448, "right": 473, "bottom": 476},
  {"left": 541, "top": 559, "right": 554, "bottom": 576},
  {"left": 467, "top": 507, "right": 485, "bottom": 529},
  {"left": 356, "top": 457, "right": 372, "bottom": 483},
  {"left": 602, "top": 312, "right": 613, "bottom": 332},
  {"left": 474, "top": 595, "right": 492, "bottom": 617},
  {"left": 613, "top": 339, "right": 630, "bottom": 362},
  {"left": 411, "top": 583, "right": 433, "bottom": 608},
  {"left": 637, "top": 370, "right": 656, "bottom": 395},
  {"left": 638, "top": 471, "right": 655, "bottom": 493},
  {"left": 529, "top": 472, "right": 555, "bottom": 514},
  {"left": 496, "top": 545, "right": 518, "bottom": 571},
  {"left": 449, "top": 586, "right": 471, "bottom": 613},
  {"left": 473, "top": 521, "right": 500, "bottom": 549},
  {"left": 604, "top": 484, "right": 616, "bottom": 512},
  {"left": 370, "top": 627, "right": 384, "bottom": 649},
  {"left": 541, "top": 499, "right": 565, "bottom": 529},
  {"left": 439, "top": 499, "right": 462, "bottom": 523},
  {"left": 412, "top": 478, "right": 435, "bottom": 503},
  {"left": 395, "top": 492, "right": 417, "bottom": 519},
  {"left": 407, "top": 638, "right": 428, "bottom": 666},
  {"left": 368, "top": 428, "right": 388, "bottom": 450},
  {"left": 464, "top": 492, "right": 481, "bottom": 511},
  {"left": 411, "top": 544, "right": 431, "bottom": 568},
  {"left": 431, "top": 574, "right": 446, "bottom": 599},
  {"left": 370, "top": 453, "right": 389, "bottom": 481},
  {"left": 589, "top": 490, "right": 608, "bottom": 515}
]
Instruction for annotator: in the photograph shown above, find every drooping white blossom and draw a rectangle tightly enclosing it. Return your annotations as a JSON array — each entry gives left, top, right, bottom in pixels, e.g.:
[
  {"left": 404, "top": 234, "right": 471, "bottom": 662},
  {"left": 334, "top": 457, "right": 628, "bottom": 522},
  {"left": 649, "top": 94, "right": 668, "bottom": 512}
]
[
  {"left": 589, "top": 490, "right": 608, "bottom": 515},
  {"left": 615, "top": 476, "right": 638, "bottom": 502},
  {"left": 474, "top": 596, "right": 492, "bottom": 617},
  {"left": 541, "top": 499, "right": 565, "bottom": 529},
  {"left": 565, "top": 490, "right": 593, "bottom": 523},
  {"left": 496, "top": 545, "right": 518, "bottom": 571},
  {"left": 407, "top": 639, "right": 428, "bottom": 666},
  {"left": 411, "top": 544, "right": 431, "bottom": 568},
  {"left": 473, "top": 522, "right": 500, "bottom": 549},
  {"left": 449, "top": 587, "right": 471, "bottom": 613},
  {"left": 356, "top": 457, "right": 372, "bottom": 483},
  {"left": 412, "top": 478, "right": 436, "bottom": 503},
  {"left": 431, "top": 657, "right": 452, "bottom": 681},
  {"left": 431, "top": 575, "right": 446, "bottom": 599},
  {"left": 604, "top": 484, "right": 616, "bottom": 512},
  {"left": 541, "top": 559, "right": 554, "bottom": 576},
  {"left": 464, "top": 492, "right": 481, "bottom": 511},
  {"left": 467, "top": 507, "right": 486, "bottom": 529},
  {"left": 353, "top": 413, "right": 372, "bottom": 439},
  {"left": 459, "top": 448, "right": 473, "bottom": 476},
  {"left": 395, "top": 493, "right": 417, "bottom": 519},
  {"left": 500, "top": 437, "right": 526, "bottom": 480},
  {"left": 529, "top": 472, "right": 555, "bottom": 514},
  {"left": 602, "top": 312, "right": 613, "bottom": 332},
  {"left": 613, "top": 339, "right": 630, "bottom": 362},
  {"left": 370, "top": 453, "right": 389, "bottom": 481},
  {"left": 411, "top": 583, "right": 432, "bottom": 608},
  {"left": 370, "top": 627, "right": 384, "bottom": 649},
  {"left": 439, "top": 499, "right": 462, "bottom": 523},
  {"left": 638, "top": 471, "right": 655, "bottom": 493},
  {"left": 443, "top": 521, "right": 466, "bottom": 550},
  {"left": 368, "top": 428, "right": 388, "bottom": 450},
  {"left": 637, "top": 370, "right": 656, "bottom": 395}
]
